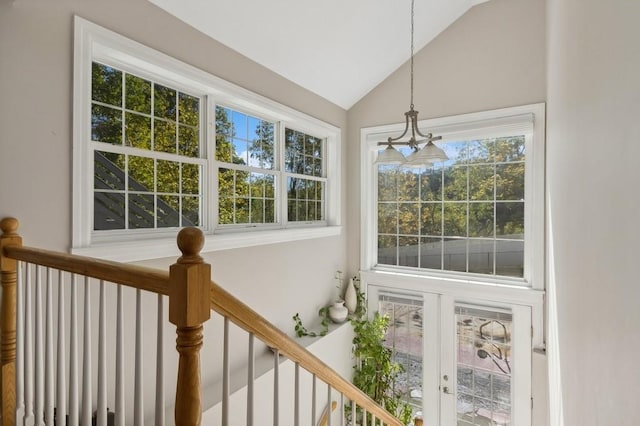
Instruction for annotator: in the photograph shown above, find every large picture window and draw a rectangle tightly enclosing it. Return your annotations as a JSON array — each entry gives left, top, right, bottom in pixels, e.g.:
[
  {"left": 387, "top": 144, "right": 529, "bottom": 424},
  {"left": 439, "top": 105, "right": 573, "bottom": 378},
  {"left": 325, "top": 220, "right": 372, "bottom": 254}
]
[
  {"left": 377, "top": 135, "right": 525, "bottom": 278},
  {"left": 73, "top": 18, "right": 341, "bottom": 261},
  {"left": 361, "top": 104, "right": 545, "bottom": 288}
]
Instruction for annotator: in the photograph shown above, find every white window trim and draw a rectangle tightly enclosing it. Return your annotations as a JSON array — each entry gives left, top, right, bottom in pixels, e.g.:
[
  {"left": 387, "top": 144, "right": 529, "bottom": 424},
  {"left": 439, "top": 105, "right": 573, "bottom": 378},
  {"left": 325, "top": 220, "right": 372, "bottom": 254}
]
[
  {"left": 360, "top": 103, "right": 545, "bottom": 290},
  {"left": 72, "top": 17, "right": 341, "bottom": 261}
]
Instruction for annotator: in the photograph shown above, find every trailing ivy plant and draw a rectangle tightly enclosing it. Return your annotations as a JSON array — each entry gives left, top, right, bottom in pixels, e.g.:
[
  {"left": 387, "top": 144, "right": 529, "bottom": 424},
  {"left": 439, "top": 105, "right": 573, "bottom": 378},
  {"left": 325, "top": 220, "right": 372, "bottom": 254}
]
[
  {"left": 346, "top": 282, "right": 413, "bottom": 425},
  {"left": 292, "top": 306, "right": 330, "bottom": 337}
]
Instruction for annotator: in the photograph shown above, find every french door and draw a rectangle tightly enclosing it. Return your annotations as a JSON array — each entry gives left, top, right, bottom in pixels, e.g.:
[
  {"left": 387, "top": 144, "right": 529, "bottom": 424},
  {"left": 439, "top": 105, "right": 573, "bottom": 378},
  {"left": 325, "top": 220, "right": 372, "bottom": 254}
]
[{"left": 371, "top": 288, "right": 532, "bottom": 426}]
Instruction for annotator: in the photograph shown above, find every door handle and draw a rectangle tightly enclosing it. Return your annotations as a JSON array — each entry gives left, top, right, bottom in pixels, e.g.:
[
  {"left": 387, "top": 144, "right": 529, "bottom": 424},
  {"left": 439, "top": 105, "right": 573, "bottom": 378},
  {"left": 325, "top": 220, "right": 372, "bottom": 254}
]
[{"left": 442, "top": 386, "right": 453, "bottom": 394}]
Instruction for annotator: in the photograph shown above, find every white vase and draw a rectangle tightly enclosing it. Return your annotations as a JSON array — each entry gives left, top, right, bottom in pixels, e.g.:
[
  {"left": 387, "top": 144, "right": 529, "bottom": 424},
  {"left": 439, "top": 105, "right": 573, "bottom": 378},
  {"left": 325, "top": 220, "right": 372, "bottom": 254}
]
[
  {"left": 328, "top": 300, "right": 348, "bottom": 323},
  {"left": 344, "top": 278, "right": 357, "bottom": 314}
]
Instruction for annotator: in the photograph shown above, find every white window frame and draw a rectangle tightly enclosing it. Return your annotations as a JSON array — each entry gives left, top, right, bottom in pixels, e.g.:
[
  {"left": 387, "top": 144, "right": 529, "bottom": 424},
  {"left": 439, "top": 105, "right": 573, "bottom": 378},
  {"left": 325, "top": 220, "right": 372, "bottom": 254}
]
[
  {"left": 361, "top": 104, "right": 545, "bottom": 290},
  {"left": 72, "top": 17, "right": 341, "bottom": 262}
]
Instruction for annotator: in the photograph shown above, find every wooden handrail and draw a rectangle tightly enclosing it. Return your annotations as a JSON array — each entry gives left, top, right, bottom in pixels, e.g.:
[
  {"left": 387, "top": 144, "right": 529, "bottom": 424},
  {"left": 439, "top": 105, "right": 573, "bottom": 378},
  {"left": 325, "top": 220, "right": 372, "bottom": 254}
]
[
  {"left": 209, "top": 282, "right": 404, "bottom": 426},
  {"left": 2, "top": 245, "right": 170, "bottom": 295}
]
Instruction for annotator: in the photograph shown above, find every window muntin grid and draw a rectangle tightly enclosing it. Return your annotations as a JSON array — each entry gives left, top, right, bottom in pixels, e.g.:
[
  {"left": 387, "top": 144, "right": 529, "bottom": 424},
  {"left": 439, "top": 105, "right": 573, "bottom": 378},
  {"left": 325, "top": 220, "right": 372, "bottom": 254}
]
[
  {"left": 215, "top": 105, "right": 277, "bottom": 226},
  {"left": 91, "top": 62, "right": 203, "bottom": 231},
  {"left": 376, "top": 136, "right": 525, "bottom": 278},
  {"left": 456, "top": 306, "right": 513, "bottom": 426}
]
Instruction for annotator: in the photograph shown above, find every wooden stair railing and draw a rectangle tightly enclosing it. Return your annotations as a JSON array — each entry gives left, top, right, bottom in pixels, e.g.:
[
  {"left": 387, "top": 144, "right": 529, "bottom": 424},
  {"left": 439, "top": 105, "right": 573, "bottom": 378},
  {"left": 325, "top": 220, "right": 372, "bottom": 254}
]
[
  {"left": 0, "top": 217, "right": 404, "bottom": 426},
  {"left": 0, "top": 217, "right": 210, "bottom": 426}
]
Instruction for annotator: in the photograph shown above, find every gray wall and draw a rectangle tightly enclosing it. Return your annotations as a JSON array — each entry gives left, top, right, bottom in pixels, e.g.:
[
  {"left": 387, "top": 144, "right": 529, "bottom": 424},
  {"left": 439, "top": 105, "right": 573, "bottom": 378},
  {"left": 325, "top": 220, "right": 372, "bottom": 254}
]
[
  {"left": 546, "top": 0, "right": 640, "bottom": 424},
  {"left": 0, "top": 0, "right": 348, "bottom": 421}
]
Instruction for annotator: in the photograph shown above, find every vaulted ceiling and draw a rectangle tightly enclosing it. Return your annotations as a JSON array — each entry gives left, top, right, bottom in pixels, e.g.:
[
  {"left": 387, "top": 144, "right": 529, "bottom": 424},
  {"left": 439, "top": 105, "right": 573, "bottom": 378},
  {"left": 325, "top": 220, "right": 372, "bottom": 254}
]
[{"left": 147, "top": 0, "right": 490, "bottom": 109}]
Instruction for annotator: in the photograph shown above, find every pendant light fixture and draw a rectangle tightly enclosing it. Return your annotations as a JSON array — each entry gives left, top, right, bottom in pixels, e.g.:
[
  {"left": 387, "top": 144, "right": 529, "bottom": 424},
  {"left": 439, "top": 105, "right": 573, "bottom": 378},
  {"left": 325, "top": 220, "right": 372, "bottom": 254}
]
[{"left": 375, "top": 0, "right": 449, "bottom": 166}]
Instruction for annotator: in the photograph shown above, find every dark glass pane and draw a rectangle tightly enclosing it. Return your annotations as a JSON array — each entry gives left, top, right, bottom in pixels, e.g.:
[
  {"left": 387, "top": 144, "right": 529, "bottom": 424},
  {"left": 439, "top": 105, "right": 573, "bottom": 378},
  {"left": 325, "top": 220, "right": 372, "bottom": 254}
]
[
  {"left": 128, "top": 156, "right": 154, "bottom": 192},
  {"left": 420, "top": 237, "right": 442, "bottom": 270},
  {"left": 218, "top": 197, "right": 233, "bottom": 224},
  {"left": 444, "top": 166, "right": 467, "bottom": 201},
  {"left": 182, "top": 196, "right": 199, "bottom": 226},
  {"left": 469, "top": 202, "right": 494, "bottom": 238},
  {"left": 94, "top": 191, "right": 125, "bottom": 230},
  {"left": 235, "top": 171, "right": 250, "bottom": 197},
  {"left": 443, "top": 238, "right": 466, "bottom": 272},
  {"left": 250, "top": 174, "right": 265, "bottom": 198},
  {"left": 264, "top": 199, "right": 275, "bottom": 223},
  {"left": 181, "top": 163, "right": 199, "bottom": 195},
  {"left": 443, "top": 203, "right": 467, "bottom": 237},
  {"left": 154, "top": 84, "right": 176, "bottom": 120},
  {"left": 156, "top": 195, "right": 179, "bottom": 228},
  {"left": 250, "top": 198, "right": 264, "bottom": 223},
  {"left": 94, "top": 151, "right": 125, "bottom": 190},
  {"left": 398, "top": 203, "right": 419, "bottom": 235},
  {"left": 378, "top": 235, "right": 397, "bottom": 266},
  {"left": 496, "top": 202, "right": 524, "bottom": 239},
  {"left": 178, "top": 93, "right": 199, "bottom": 126},
  {"left": 468, "top": 139, "right": 494, "bottom": 164},
  {"left": 125, "top": 74, "right": 151, "bottom": 114},
  {"left": 398, "top": 236, "right": 419, "bottom": 267},
  {"left": 469, "top": 165, "right": 495, "bottom": 201},
  {"left": 296, "top": 200, "right": 307, "bottom": 221},
  {"left": 215, "top": 132, "right": 232, "bottom": 163},
  {"left": 420, "top": 202, "right": 442, "bottom": 236},
  {"left": 495, "top": 136, "right": 525, "bottom": 162},
  {"left": 496, "top": 163, "right": 525, "bottom": 200},
  {"left": 178, "top": 125, "right": 199, "bottom": 157},
  {"left": 468, "top": 239, "right": 494, "bottom": 275},
  {"left": 307, "top": 201, "right": 318, "bottom": 221},
  {"left": 154, "top": 119, "right": 176, "bottom": 154},
  {"left": 92, "top": 63, "right": 122, "bottom": 107},
  {"left": 378, "top": 168, "right": 397, "bottom": 201},
  {"left": 218, "top": 168, "right": 234, "bottom": 198},
  {"left": 265, "top": 175, "right": 275, "bottom": 198},
  {"left": 313, "top": 158, "right": 322, "bottom": 177},
  {"left": 91, "top": 104, "right": 122, "bottom": 144},
  {"left": 287, "top": 199, "right": 297, "bottom": 221},
  {"left": 284, "top": 129, "right": 304, "bottom": 173},
  {"left": 378, "top": 202, "right": 397, "bottom": 234},
  {"left": 496, "top": 240, "right": 524, "bottom": 277},
  {"left": 235, "top": 197, "right": 249, "bottom": 223},
  {"left": 125, "top": 112, "right": 151, "bottom": 150},
  {"left": 420, "top": 168, "right": 442, "bottom": 201},
  {"left": 157, "top": 160, "right": 179, "bottom": 193},
  {"left": 129, "top": 193, "right": 154, "bottom": 229}
]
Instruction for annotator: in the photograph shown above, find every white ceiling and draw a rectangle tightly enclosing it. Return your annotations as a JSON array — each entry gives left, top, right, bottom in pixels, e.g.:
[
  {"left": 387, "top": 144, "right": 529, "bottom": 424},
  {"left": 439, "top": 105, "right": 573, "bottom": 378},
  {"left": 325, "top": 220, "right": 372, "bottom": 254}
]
[{"left": 148, "top": 0, "right": 489, "bottom": 109}]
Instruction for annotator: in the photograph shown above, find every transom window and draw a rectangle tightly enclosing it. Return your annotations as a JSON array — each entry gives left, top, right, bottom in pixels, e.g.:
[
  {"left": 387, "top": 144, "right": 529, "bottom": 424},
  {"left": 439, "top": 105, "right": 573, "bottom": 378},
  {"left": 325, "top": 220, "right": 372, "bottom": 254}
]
[{"left": 73, "top": 18, "right": 341, "bottom": 260}]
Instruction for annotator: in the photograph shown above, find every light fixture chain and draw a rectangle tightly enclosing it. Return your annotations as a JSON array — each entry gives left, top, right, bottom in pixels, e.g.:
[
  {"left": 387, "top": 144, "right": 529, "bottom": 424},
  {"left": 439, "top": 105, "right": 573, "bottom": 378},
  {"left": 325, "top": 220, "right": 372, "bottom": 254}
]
[{"left": 410, "top": 0, "right": 415, "bottom": 109}]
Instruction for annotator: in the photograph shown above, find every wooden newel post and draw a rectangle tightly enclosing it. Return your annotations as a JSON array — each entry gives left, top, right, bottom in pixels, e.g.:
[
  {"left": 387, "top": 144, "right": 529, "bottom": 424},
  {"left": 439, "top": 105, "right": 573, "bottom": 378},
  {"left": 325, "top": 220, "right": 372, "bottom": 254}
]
[
  {"left": 0, "top": 218, "right": 21, "bottom": 426},
  {"left": 169, "top": 227, "right": 211, "bottom": 426}
]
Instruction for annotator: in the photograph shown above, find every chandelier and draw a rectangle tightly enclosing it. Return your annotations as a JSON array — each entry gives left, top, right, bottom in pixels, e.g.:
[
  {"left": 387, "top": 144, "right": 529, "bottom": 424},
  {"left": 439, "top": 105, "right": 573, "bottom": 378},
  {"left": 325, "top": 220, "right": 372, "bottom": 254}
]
[{"left": 375, "top": 0, "right": 449, "bottom": 166}]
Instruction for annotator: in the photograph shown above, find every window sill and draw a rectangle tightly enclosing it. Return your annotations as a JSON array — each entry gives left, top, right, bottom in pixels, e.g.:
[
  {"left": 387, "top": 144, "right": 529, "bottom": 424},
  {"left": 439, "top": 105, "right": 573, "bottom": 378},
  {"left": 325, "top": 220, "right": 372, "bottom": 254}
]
[{"left": 72, "top": 225, "right": 342, "bottom": 262}]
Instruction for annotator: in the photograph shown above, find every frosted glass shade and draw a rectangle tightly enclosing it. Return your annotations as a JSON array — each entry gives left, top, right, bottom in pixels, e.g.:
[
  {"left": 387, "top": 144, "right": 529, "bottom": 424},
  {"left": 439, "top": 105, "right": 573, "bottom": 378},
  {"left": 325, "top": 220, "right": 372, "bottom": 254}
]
[
  {"left": 412, "top": 141, "right": 449, "bottom": 163},
  {"left": 375, "top": 144, "right": 406, "bottom": 165}
]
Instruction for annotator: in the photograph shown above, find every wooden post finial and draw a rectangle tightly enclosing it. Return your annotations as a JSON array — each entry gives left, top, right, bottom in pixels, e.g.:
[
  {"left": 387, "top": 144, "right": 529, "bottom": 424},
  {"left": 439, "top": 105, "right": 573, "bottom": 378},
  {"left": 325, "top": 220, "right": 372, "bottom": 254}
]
[
  {"left": 176, "top": 227, "right": 204, "bottom": 264},
  {"left": 0, "top": 217, "right": 19, "bottom": 236}
]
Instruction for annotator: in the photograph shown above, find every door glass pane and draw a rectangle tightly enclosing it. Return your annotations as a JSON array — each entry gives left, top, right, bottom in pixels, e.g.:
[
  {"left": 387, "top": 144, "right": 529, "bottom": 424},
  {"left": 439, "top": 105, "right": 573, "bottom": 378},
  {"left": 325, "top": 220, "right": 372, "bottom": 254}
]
[
  {"left": 379, "top": 295, "right": 424, "bottom": 414},
  {"left": 456, "top": 306, "right": 512, "bottom": 426}
]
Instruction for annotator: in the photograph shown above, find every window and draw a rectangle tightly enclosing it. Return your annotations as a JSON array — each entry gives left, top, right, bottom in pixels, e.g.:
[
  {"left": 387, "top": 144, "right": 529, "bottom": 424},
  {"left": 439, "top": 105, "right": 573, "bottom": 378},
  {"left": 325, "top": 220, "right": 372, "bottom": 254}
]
[
  {"left": 91, "top": 62, "right": 203, "bottom": 231},
  {"left": 73, "top": 18, "right": 341, "bottom": 261},
  {"left": 362, "top": 104, "right": 545, "bottom": 288},
  {"left": 377, "top": 136, "right": 525, "bottom": 278}
]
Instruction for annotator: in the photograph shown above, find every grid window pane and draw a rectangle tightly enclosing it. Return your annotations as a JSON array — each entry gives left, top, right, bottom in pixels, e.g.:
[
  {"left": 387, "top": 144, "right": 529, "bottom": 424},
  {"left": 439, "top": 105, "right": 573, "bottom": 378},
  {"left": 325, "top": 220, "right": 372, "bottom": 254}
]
[
  {"left": 90, "top": 62, "right": 202, "bottom": 232},
  {"left": 376, "top": 136, "right": 526, "bottom": 278}
]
